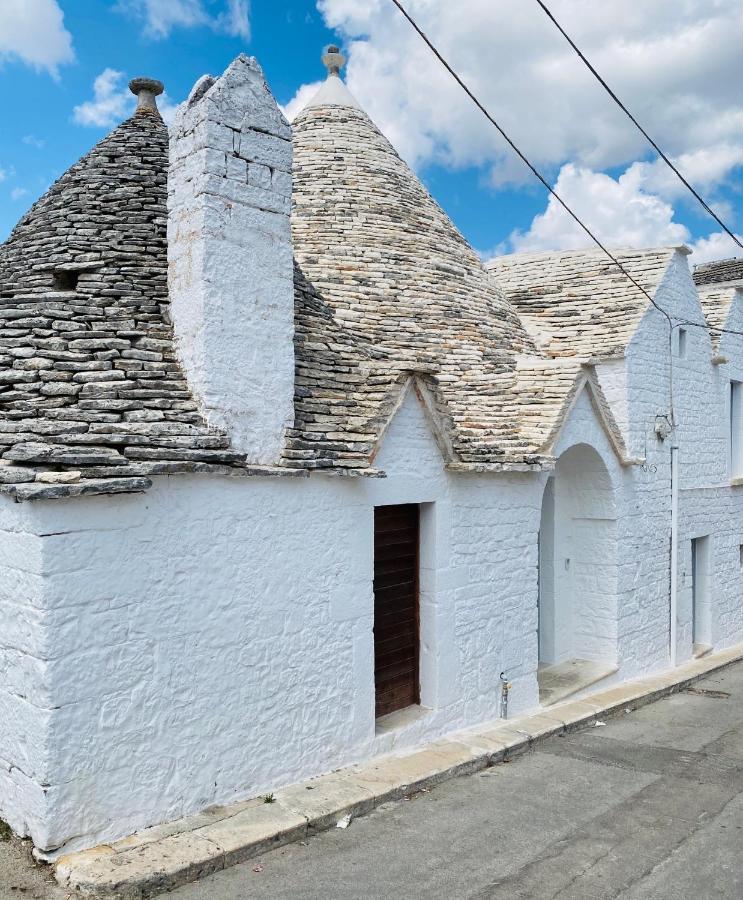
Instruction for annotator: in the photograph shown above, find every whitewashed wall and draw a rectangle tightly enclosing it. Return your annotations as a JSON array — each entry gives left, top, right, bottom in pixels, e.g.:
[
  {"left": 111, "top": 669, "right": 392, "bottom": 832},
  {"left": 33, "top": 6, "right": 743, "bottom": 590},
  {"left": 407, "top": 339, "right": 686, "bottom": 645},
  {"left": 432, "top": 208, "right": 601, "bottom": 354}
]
[
  {"left": 5, "top": 254, "right": 743, "bottom": 855},
  {"left": 0, "top": 501, "right": 50, "bottom": 846},
  {"left": 0, "top": 387, "right": 548, "bottom": 855},
  {"left": 167, "top": 55, "right": 295, "bottom": 463}
]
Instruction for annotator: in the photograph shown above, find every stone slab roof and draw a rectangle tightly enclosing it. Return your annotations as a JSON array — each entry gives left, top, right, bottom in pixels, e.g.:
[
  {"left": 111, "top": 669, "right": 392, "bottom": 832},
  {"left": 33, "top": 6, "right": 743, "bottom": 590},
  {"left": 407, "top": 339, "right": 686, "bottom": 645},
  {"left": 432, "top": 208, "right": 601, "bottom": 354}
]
[
  {"left": 694, "top": 257, "right": 743, "bottom": 287},
  {"left": 697, "top": 284, "right": 740, "bottom": 350},
  {"left": 289, "top": 98, "right": 554, "bottom": 469},
  {"left": 487, "top": 247, "right": 677, "bottom": 360},
  {"left": 0, "top": 105, "right": 268, "bottom": 499},
  {"left": 1, "top": 65, "right": 650, "bottom": 496}
]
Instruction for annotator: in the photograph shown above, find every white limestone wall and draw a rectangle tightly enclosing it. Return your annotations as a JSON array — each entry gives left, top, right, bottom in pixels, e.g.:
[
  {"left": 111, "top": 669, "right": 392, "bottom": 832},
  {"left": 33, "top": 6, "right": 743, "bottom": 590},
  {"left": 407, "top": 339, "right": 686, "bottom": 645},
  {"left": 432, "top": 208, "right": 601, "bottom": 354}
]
[
  {"left": 615, "top": 250, "right": 743, "bottom": 671},
  {"left": 547, "top": 390, "right": 624, "bottom": 668},
  {"left": 703, "top": 292, "right": 743, "bottom": 649},
  {"left": 8, "top": 318, "right": 743, "bottom": 855},
  {"left": 167, "top": 55, "right": 294, "bottom": 463},
  {"left": 0, "top": 502, "right": 51, "bottom": 845},
  {"left": 6, "top": 387, "right": 544, "bottom": 855}
]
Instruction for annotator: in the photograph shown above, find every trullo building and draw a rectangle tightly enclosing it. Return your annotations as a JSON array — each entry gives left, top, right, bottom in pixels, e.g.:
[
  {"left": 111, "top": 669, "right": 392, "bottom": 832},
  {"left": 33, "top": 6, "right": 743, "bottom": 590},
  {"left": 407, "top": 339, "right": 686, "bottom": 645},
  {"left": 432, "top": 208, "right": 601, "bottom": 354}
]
[{"left": 1, "top": 49, "right": 743, "bottom": 856}]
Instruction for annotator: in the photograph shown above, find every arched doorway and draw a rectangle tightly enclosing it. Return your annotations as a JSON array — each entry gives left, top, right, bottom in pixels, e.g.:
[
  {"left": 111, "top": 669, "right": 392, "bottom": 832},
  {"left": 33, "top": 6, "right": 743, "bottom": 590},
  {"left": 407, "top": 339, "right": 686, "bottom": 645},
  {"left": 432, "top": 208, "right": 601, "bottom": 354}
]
[{"left": 538, "top": 443, "right": 618, "bottom": 703}]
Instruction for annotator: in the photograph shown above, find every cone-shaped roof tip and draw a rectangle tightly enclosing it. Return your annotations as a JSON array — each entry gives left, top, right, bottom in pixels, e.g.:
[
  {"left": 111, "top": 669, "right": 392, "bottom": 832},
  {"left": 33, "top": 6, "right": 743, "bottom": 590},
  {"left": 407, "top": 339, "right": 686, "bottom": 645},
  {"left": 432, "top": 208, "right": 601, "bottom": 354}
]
[
  {"left": 129, "top": 77, "right": 164, "bottom": 114},
  {"left": 298, "top": 45, "right": 361, "bottom": 115}
]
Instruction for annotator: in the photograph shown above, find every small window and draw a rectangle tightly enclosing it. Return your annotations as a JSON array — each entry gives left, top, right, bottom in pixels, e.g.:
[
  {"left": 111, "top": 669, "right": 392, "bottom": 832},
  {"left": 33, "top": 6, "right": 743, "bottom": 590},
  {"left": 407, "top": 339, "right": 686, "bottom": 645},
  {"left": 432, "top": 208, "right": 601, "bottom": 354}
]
[
  {"left": 739, "top": 544, "right": 743, "bottom": 567},
  {"left": 676, "top": 328, "right": 687, "bottom": 358},
  {"left": 731, "top": 381, "right": 743, "bottom": 479},
  {"left": 53, "top": 270, "right": 79, "bottom": 292}
]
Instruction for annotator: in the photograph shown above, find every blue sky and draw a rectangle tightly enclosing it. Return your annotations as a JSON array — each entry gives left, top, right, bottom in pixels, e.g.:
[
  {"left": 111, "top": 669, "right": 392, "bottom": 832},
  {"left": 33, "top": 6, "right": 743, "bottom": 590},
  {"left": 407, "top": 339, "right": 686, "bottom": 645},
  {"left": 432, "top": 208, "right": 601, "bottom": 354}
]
[{"left": 2, "top": 1, "right": 742, "bottom": 263}]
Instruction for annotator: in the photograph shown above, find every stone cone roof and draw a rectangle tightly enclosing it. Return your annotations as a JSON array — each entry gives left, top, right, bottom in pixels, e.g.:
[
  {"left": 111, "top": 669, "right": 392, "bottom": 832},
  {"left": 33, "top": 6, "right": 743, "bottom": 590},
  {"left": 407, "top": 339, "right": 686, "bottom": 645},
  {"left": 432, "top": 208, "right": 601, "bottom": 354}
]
[
  {"left": 0, "top": 106, "right": 248, "bottom": 499},
  {"left": 289, "top": 89, "right": 549, "bottom": 469},
  {"left": 694, "top": 257, "right": 743, "bottom": 287}
]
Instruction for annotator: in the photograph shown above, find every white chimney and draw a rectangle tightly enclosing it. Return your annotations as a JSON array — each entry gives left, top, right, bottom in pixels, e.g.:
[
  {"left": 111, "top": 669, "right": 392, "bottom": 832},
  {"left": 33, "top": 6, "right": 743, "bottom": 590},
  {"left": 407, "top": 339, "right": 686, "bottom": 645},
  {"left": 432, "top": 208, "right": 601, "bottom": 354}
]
[{"left": 167, "top": 55, "right": 294, "bottom": 464}]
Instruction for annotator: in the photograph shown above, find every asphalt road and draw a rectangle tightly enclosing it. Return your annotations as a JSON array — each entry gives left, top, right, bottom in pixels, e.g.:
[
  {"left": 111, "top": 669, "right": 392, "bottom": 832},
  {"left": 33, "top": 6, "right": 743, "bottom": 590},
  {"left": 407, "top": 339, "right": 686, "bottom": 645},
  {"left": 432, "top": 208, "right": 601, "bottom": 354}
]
[{"left": 3, "top": 661, "right": 743, "bottom": 899}]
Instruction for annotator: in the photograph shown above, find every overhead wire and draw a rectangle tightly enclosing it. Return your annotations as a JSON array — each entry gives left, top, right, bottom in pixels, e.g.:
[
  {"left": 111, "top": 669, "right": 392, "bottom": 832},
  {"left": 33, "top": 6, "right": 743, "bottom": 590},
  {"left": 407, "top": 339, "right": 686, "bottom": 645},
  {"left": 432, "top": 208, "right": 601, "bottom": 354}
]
[
  {"left": 533, "top": 0, "right": 743, "bottom": 254},
  {"left": 387, "top": 0, "right": 743, "bottom": 340}
]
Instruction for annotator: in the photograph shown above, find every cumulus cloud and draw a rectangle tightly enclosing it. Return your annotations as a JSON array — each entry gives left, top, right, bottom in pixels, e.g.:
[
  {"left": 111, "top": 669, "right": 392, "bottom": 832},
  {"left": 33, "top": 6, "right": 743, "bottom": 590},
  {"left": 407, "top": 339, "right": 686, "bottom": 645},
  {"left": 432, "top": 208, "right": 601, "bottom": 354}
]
[
  {"left": 687, "top": 232, "right": 743, "bottom": 265},
  {"left": 0, "top": 0, "right": 74, "bottom": 76},
  {"left": 117, "top": 0, "right": 250, "bottom": 39},
  {"left": 73, "top": 69, "right": 180, "bottom": 128},
  {"left": 10, "top": 187, "right": 29, "bottom": 201},
  {"left": 73, "top": 69, "right": 133, "bottom": 128},
  {"left": 281, "top": 81, "right": 322, "bottom": 123},
  {"left": 305, "top": 0, "right": 743, "bottom": 194},
  {"left": 507, "top": 163, "right": 690, "bottom": 254}
]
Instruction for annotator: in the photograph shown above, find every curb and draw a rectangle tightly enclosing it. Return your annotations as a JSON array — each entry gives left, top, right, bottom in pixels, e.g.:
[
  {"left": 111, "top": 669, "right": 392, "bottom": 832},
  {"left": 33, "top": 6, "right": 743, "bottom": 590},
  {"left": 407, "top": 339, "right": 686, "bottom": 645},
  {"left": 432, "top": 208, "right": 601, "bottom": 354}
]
[{"left": 54, "top": 643, "right": 743, "bottom": 898}]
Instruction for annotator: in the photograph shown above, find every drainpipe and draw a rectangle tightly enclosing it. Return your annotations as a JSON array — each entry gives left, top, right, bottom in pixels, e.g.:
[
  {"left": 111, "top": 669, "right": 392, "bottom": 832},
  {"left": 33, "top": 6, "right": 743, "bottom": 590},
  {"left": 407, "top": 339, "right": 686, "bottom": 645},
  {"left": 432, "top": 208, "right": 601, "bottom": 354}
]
[{"left": 670, "top": 444, "right": 679, "bottom": 666}]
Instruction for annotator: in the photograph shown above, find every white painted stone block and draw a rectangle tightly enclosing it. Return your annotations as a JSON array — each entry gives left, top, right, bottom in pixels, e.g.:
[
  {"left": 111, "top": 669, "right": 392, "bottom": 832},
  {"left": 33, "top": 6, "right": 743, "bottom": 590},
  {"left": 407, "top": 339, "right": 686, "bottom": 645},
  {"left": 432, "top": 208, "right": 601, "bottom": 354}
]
[{"left": 168, "top": 55, "right": 294, "bottom": 463}]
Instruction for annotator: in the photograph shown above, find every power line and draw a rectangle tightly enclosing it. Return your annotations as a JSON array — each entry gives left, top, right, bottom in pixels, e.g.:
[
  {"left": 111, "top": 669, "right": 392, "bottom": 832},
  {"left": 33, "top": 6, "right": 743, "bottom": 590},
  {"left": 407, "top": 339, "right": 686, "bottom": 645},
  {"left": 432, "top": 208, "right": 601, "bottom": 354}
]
[
  {"left": 534, "top": 0, "right": 743, "bottom": 254},
  {"left": 387, "top": 0, "right": 743, "bottom": 339}
]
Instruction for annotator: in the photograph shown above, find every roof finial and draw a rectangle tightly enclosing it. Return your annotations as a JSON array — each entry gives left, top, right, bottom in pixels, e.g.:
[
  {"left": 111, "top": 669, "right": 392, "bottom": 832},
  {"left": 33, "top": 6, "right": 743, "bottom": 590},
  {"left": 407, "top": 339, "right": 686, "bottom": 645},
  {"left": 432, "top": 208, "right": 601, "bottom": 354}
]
[
  {"left": 129, "top": 77, "right": 165, "bottom": 115},
  {"left": 322, "top": 45, "right": 345, "bottom": 77}
]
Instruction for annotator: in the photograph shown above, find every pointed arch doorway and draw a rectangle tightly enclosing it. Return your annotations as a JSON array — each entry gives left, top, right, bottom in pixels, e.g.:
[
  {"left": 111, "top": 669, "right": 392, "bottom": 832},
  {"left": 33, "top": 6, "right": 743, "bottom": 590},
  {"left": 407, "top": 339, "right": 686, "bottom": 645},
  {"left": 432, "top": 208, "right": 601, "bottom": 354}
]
[{"left": 537, "top": 443, "right": 619, "bottom": 704}]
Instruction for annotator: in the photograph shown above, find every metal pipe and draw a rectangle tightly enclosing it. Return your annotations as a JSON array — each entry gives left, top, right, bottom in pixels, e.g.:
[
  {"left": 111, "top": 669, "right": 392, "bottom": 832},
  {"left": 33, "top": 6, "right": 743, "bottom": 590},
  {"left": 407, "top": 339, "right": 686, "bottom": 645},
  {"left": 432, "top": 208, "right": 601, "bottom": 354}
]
[
  {"left": 499, "top": 672, "right": 511, "bottom": 719},
  {"left": 670, "top": 444, "right": 679, "bottom": 666}
]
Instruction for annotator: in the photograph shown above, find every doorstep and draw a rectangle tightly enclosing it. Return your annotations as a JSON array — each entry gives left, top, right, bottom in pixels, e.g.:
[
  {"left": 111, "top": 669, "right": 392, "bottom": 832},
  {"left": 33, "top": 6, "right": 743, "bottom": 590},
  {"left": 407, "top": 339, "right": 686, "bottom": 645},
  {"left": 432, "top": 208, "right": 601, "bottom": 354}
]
[{"left": 54, "top": 642, "right": 743, "bottom": 899}]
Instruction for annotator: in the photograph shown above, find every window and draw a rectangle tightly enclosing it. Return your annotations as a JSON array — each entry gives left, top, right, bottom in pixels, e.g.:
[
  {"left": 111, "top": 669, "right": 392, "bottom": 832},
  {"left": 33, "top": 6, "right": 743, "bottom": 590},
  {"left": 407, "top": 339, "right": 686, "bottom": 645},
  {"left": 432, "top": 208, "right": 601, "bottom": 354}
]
[
  {"left": 730, "top": 381, "right": 743, "bottom": 479},
  {"left": 739, "top": 544, "right": 743, "bottom": 567},
  {"left": 691, "top": 536, "right": 711, "bottom": 651},
  {"left": 676, "top": 328, "right": 687, "bottom": 359},
  {"left": 53, "top": 270, "right": 79, "bottom": 292}
]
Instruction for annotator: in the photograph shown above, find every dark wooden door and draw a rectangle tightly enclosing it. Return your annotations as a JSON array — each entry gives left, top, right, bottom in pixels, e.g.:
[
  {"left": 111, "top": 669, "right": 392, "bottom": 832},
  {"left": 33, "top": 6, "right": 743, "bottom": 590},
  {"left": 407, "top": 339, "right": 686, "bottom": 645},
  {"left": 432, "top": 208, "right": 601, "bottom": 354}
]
[{"left": 374, "top": 504, "right": 420, "bottom": 717}]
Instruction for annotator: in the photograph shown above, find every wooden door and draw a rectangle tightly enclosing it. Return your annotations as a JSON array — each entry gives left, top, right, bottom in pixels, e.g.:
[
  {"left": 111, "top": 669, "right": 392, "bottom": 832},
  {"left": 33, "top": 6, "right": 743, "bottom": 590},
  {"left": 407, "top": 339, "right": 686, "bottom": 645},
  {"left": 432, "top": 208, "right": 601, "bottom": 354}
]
[{"left": 374, "top": 504, "right": 420, "bottom": 717}]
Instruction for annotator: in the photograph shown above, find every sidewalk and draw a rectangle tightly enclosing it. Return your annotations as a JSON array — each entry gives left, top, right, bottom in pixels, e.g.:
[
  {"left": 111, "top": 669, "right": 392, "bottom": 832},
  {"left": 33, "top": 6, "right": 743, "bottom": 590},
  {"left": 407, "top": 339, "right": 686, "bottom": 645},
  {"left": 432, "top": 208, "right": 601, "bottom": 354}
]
[{"left": 55, "top": 643, "right": 743, "bottom": 898}]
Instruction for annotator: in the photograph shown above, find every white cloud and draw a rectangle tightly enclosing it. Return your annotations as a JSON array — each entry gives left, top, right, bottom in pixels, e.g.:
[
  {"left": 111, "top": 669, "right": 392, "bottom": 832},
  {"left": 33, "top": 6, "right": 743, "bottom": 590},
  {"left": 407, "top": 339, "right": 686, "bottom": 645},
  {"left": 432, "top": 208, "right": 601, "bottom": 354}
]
[
  {"left": 73, "top": 69, "right": 180, "bottom": 128},
  {"left": 281, "top": 81, "right": 322, "bottom": 123},
  {"left": 688, "top": 232, "right": 743, "bottom": 265},
  {"left": 507, "top": 163, "right": 690, "bottom": 254},
  {"left": 73, "top": 69, "right": 133, "bottom": 128},
  {"left": 313, "top": 0, "right": 743, "bottom": 194},
  {"left": 0, "top": 0, "right": 74, "bottom": 76},
  {"left": 117, "top": 0, "right": 250, "bottom": 39},
  {"left": 11, "top": 187, "right": 29, "bottom": 201},
  {"left": 22, "top": 135, "right": 46, "bottom": 150}
]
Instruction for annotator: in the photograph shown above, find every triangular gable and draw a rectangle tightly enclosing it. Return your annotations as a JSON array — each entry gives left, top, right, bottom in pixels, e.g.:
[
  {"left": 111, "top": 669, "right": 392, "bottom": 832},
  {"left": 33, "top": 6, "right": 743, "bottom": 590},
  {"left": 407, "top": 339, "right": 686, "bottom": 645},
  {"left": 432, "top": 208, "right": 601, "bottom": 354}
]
[
  {"left": 540, "top": 367, "right": 639, "bottom": 467},
  {"left": 370, "top": 374, "right": 458, "bottom": 469}
]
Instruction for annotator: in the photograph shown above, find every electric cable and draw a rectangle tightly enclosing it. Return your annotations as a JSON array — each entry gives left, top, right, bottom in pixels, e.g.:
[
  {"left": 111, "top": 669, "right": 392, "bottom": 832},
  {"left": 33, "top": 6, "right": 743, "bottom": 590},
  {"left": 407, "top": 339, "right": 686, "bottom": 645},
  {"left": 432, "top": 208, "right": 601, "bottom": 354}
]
[
  {"left": 387, "top": 0, "right": 743, "bottom": 340},
  {"left": 533, "top": 0, "right": 743, "bottom": 254}
]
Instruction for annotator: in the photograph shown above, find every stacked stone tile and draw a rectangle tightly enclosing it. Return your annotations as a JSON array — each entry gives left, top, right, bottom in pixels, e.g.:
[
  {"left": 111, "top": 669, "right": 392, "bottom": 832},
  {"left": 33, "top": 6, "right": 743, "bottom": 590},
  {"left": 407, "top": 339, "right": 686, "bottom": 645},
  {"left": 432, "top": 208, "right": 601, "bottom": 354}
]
[
  {"left": 487, "top": 248, "right": 676, "bottom": 360},
  {"left": 290, "top": 101, "right": 550, "bottom": 469},
  {"left": 694, "top": 257, "right": 743, "bottom": 287},
  {"left": 697, "top": 284, "right": 739, "bottom": 350},
  {"left": 481, "top": 248, "right": 679, "bottom": 458},
  {"left": 0, "top": 104, "right": 249, "bottom": 500}
]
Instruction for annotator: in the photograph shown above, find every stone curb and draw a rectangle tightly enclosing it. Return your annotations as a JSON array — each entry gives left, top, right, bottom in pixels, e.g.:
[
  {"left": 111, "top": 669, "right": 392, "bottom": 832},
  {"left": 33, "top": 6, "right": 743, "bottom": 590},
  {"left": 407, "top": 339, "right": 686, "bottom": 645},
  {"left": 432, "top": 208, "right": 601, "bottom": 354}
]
[{"left": 54, "top": 643, "right": 743, "bottom": 898}]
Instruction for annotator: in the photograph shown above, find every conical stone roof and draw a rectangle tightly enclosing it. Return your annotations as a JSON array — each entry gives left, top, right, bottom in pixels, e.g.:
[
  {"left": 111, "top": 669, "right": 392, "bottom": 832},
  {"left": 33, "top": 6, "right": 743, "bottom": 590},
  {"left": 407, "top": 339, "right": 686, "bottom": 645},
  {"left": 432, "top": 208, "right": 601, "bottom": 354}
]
[
  {"left": 0, "top": 104, "right": 249, "bottom": 499},
  {"left": 290, "top": 82, "right": 547, "bottom": 468}
]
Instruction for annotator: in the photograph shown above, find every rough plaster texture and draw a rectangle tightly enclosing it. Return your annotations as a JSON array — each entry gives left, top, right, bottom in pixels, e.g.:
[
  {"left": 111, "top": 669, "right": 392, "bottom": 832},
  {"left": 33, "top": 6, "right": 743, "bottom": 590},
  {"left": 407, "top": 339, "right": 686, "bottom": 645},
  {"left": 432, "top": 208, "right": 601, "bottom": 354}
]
[
  {"left": 167, "top": 55, "right": 295, "bottom": 463},
  {"left": 4, "top": 171, "right": 743, "bottom": 859},
  {"left": 5, "top": 278, "right": 743, "bottom": 856},
  {"left": 0, "top": 502, "right": 50, "bottom": 846}
]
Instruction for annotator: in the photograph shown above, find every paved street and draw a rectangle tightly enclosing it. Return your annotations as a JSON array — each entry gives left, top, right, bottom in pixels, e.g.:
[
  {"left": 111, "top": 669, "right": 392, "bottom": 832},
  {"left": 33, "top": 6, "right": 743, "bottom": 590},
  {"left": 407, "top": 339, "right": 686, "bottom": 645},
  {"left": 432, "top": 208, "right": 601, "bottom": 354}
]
[{"left": 3, "top": 661, "right": 743, "bottom": 899}]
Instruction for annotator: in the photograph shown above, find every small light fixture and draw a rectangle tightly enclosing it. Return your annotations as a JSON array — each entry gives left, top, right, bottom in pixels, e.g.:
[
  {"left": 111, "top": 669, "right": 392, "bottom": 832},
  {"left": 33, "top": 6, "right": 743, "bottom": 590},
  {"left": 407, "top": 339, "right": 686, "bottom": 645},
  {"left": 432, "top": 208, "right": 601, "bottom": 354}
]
[{"left": 655, "top": 415, "right": 672, "bottom": 441}]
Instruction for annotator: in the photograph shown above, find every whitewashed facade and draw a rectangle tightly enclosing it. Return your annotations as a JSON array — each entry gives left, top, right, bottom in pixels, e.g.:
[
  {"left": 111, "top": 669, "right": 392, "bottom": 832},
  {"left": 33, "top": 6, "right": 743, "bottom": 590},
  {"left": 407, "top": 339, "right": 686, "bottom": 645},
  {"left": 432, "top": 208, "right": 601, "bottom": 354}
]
[{"left": 1, "top": 51, "right": 743, "bottom": 857}]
